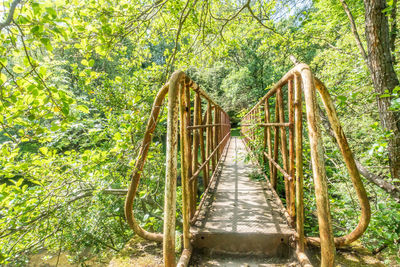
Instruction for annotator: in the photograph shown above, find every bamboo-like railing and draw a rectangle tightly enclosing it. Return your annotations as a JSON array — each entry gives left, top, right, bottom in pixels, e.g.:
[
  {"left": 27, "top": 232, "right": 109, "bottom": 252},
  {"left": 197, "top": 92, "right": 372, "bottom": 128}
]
[
  {"left": 241, "top": 63, "right": 371, "bottom": 267},
  {"left": 124, "top": 70, "right": 230, "bottom": 267}
]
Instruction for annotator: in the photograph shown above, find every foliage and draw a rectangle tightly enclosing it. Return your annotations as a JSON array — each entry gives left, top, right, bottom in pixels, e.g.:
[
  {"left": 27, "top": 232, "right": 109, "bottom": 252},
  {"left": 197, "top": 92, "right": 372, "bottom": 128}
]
[{"left": 0, "top": 0, "right": 400, "bottom": 265}]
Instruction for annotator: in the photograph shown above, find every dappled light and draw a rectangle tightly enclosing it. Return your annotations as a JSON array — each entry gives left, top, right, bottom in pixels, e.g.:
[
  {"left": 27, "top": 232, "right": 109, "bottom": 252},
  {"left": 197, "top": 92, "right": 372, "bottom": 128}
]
[{"left": 1, "top": 0, "right": 399, "bottom": 266}]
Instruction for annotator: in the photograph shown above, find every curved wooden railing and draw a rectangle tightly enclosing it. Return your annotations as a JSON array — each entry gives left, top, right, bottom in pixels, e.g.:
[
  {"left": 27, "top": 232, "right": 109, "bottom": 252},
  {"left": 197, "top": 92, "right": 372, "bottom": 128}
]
[
  {"left": 241, "top": 63, "right": 371, "bottom": 267},
  {"left": 124, "top": 70, "right": 230, "bottom": 267}
]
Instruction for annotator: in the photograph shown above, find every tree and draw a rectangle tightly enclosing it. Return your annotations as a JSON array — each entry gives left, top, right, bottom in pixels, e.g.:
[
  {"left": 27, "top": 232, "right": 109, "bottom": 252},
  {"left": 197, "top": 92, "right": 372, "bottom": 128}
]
[{"left": 340, "top": 0, "right": 400, "bottom": 180}]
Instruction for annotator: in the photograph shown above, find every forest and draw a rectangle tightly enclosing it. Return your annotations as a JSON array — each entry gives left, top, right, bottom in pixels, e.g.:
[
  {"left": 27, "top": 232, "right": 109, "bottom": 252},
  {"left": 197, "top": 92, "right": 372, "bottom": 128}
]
[{"left": 0, "top": 0, "right": 400, "bottom": 266}]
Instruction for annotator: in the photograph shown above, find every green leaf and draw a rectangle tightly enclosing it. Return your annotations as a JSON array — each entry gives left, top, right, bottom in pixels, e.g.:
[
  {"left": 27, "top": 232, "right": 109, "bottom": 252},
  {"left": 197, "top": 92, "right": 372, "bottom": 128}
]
[
  {"left": 76, "top": 105, "right": 89, "bottom": 114},
  {"left": 61, "top": 104, "right": 70, "bottom": 116},
  {"left": 0, "top": 73, "right": 7, "bottom": 83},
  {"left": 15, "top": 178, "right": 24, "bottom": 187},
  {"left": 50, "top": 123, "right": 59, "bottom": 131},
  {"left": 0, "top": 58, "right": 7, "bottom": 66},
  {"left": 12, "top": 65, "right": 24, "bottom": 74},
  {"left": 113, "top": 132, "right": 122, "bottom": 141},
  {"left": 81, "top": 59, "right": 89, "bottom": 66},
  {"left": 39, "top": 147, "right": 48, "bottom": 155},
  {"left": 38, "top": 66, "right": 47, "bottom": 76},
  {"left": 40, "top": 38, "right": 53, "bottom": 51},
  {"left": 32, "top": 3, "right": 41, "bottom": 15},
  {"left": 380, "top": 93, "right": 392, "bottom": 98},
  {"left": 45, "top": 7, "right": 57, "bottom": 18},
  {"left": 30, "top": 25, "right": 43, "bottom": 35}
]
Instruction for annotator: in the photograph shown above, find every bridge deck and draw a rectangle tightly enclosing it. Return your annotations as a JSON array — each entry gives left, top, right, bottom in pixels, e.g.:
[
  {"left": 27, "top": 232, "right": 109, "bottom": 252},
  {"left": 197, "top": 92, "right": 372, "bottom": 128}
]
[{"left": 191, "top": 137, "right": 294, "bottom": 257}]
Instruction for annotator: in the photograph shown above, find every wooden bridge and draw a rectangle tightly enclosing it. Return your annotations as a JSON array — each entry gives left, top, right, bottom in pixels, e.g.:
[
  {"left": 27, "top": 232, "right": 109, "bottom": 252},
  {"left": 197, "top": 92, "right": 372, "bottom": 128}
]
[{"left": 123, "top": 63, "right": 371, "bottom": 267}]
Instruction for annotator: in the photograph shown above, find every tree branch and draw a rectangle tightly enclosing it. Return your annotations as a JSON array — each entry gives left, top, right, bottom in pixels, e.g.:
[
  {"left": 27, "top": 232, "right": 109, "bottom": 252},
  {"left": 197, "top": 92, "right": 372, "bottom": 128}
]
[
  {"left": 0, "top": 0, "right": 21, "bottom": 30},
  {"left": 339, "top": 0, "right": 369, "bottom": 63},
  {"left": 165, "top": 0, "right": 196, "bottom": 78},
  {"left": 390, "top": 0, "right": 398, "bottom": 63},
  {"left": 245, "top": 1, "right": 282, "bottom": 37}
]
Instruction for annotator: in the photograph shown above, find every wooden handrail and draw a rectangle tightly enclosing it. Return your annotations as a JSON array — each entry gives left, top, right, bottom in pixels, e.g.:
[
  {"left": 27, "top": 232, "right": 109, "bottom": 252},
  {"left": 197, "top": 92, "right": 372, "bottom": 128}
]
[
  {"left": 124, "top": 70, "right": 230, "bottom": 267},
  {"left": 240, "top": 63, "right": 371, "bottom": 267}
]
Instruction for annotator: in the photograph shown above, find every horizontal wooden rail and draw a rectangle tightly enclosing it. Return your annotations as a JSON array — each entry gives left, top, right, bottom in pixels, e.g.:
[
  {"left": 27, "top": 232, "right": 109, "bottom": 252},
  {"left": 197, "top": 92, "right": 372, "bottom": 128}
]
[
  {"left": 241, "top": 132, "right": 293, "bottom": 182},
  {"left": 187, "top": 123, "right": 230, "bottom": 130},
  {"left": 263, "top": 151, "right": 293, "bottom": 181},
  {"left": 241, "top": 122, "right": 292, "bottom": 127}
]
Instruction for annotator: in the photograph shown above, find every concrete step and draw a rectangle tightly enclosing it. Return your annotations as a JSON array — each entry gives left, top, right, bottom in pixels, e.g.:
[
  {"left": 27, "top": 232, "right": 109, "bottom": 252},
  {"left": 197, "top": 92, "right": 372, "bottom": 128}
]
[
  {"left": 191, "top": 231, "right": 292, "bottom": 256},
  {"left": 189, "top": 251, "right": 299, "bottom": 267}
]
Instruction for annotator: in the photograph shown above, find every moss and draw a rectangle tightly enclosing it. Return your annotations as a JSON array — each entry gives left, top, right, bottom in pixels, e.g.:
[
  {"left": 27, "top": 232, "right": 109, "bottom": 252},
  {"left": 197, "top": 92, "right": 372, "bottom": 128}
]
[{"left": 109, "top": 236, "right": 163, "bottom": 267}]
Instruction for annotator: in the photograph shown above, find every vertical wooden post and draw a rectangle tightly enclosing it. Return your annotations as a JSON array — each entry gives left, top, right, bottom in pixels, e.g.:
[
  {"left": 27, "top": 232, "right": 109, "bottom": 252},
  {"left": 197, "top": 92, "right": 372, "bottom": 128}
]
[
  {"left": 219, "top": 110, "right": 223, "bottom": 154},
  {"left": 163, "top": 73, "right": 181, "bottom": 267},
  {"left": 179, "top": 80, "right": 191, "bottom": 255},
  {"left": 185, "top": 84, "right": 193, "bottom": 218},
  {"left": 215, "top": 107, "right": 221, "bottom": 160},
  {"left": 206, "top": 103, "right": 214, "bottom": 175},
  {"left": 288, "top": 79, "right": 296, "bottom": 219},
  {"left": 294, "top": 74, "right": 305, "bottom": 252},
  {"left": 272, "top": 95, "right": 280, "bottom": 189},
  {"left": 212, "top": 106, "right": 218, "bottom": 170},
  {"left": 277, "top": 86, "right": 290, "bottom": 212},
  {"left": 252, "top": 110, "right": 256, "bottom": 140},
  {"left": 250, "top": 111, "right": 253, "bottom": 140},
  {"left": 191, "top": 92, "right": 200, "bottom": 217},
  {"left": 198, "top": 98, "right": 208, "bottom": 188},
  {"left": 264, "top": 99, "right": 273, "bottom": 177},
  {"left": 302, "top": 69, "right": 335, "bottom": 266}
]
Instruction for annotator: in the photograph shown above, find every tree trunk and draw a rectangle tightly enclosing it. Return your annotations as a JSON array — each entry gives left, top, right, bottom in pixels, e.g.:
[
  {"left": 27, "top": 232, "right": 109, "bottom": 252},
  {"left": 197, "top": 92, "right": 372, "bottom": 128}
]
[{"left": 364, "top": 0, "right": 400, "bottom": 180}]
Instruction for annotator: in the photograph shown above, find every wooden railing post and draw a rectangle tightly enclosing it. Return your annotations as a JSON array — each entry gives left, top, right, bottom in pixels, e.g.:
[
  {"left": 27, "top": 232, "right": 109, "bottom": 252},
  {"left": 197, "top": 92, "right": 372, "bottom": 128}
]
[
  {"left": 294, "top": 74, "right": 305, "bottom": 253},
  {"left": 215, "top": 108, "right": 221, "bottom": 160},
  {"left": 302, "top": 69, "right": 335, "bottom": 266},
  {"left": 198, "top": 95, "right": 208, "bottom": 188},
  {"left": 179, "top": 80, "right": 192, "bottom": 259},
  {"left": 163, "top": 72, "right": 181, "bottom": 267},
  {"left": 272, "top": 96, "right": 280, "bottom": 189},
  {"left": 212, "top": 106, "right": 218, "bottom": 170},
  {"left": 191, "top": 91, "right": 200, "bottom": 217},
  {"left": 206, "top": 102, "right": 213, "bottom": 177},
  {"left": 288, "top": 79, "right": 296, "bottom": 220},
  {"left": 277, "top": 87, "right": 291, "bottom": 213},
  {"left": 264, "top": 99, "right": 273, "bottom": 178}
]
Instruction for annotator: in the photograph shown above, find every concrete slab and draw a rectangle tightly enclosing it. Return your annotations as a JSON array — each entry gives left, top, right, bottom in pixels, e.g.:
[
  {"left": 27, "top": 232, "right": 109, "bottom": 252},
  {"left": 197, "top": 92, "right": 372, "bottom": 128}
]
[{"left": 191, "top": 137, "right": 294, "bottom": 256}]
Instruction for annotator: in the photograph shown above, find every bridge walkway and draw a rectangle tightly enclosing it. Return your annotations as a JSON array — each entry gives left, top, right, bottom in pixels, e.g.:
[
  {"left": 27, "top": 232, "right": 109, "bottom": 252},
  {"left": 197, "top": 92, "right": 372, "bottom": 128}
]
[{"left": 190, "top": 137, "right": 297, "bottom": 266}]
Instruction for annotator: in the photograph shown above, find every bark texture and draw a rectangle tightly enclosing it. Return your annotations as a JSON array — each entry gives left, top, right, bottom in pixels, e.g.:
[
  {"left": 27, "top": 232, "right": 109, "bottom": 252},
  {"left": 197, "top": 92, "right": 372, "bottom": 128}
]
[{"left": 364, "top": 0, "right": 400, "bottom": 180}]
